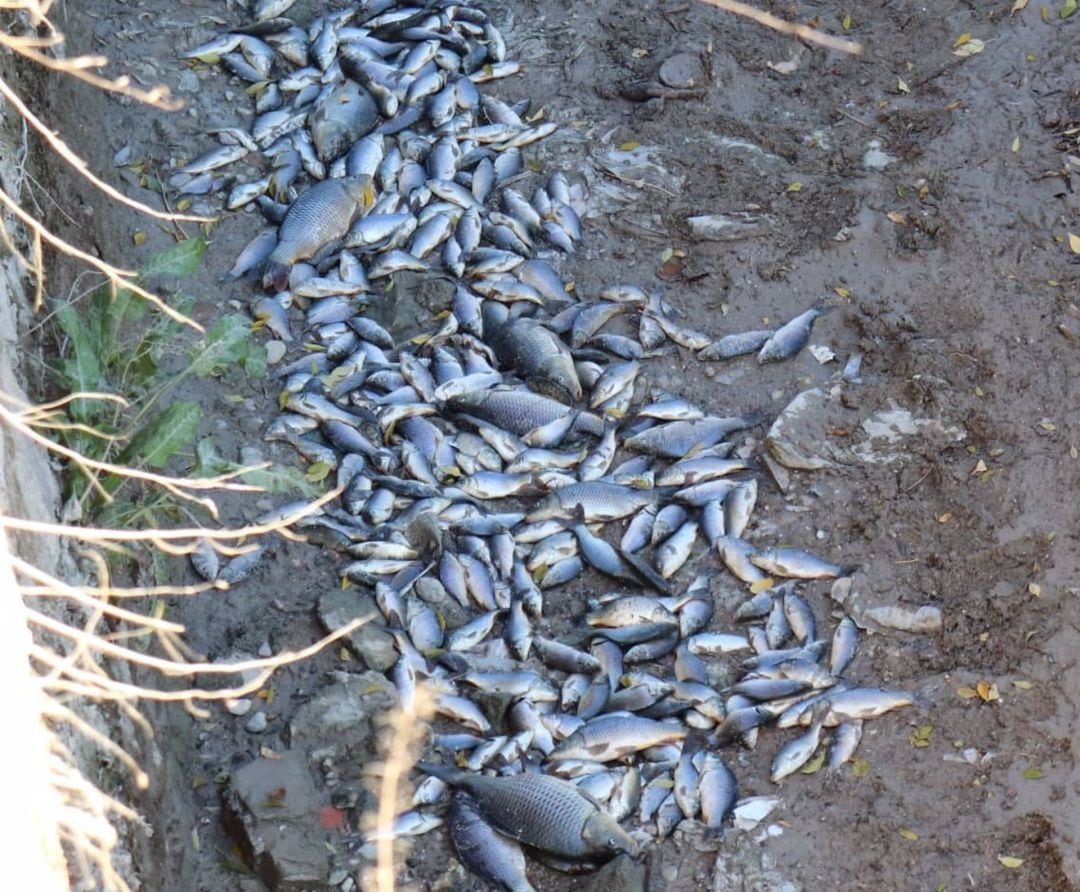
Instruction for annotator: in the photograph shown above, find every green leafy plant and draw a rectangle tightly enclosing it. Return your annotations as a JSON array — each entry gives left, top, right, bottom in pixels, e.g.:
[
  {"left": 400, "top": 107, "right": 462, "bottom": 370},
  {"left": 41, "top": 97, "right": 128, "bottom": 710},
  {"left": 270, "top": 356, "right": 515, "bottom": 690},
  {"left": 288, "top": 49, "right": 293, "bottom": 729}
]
[{"left": 52, "top": 235, "right": 276, "bottom": 515}]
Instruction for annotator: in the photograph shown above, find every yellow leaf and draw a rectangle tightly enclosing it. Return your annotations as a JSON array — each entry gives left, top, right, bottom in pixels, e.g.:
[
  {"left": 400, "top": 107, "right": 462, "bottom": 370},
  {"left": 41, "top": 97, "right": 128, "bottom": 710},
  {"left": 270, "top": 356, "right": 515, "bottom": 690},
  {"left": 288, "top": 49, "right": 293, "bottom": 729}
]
[
  {"left": 132, "top": 231, "right": 148, "bottom": 246},
  {"left": 801, "top": 750, "right": 826, "bottom": 774},
  {"left": 631, "top": 47, "right": 649, "bottom": 58},
  {"left": 305, "top": 461, "right": 331, "bottom": 483},
  {"left": 834, "top": 286, "right": 851, "bottom": 299},
  {"left": 787, "top": 181, "right": 804, "bottom": 192},
  {"left": 660, "top": 247, "right": 674, "bottom": 263},
  {"left": 953, "top": 39, "right": 986, "bottom": 58},
  {"left": 971, "top": 459, "right": 988, "bottom": 475},
  {"left": 1068, "top": 232, "right": 1080, "bottom": 254},
  {"left": 899, "top": 828, "right": 919, "bottom": 841},
  {"left": 937, "top": 512, "right": 953, "bottom": 523},
  {"left": 998, "top": 856, "right": 1024, "bottom": 868},
  {"left": 526, "top": 108, "right": 545, "bottom": 123},
  {"left": 956, "top": 686, "right": 979, "bottom": 699},
  {"left": 851, "top": 758, "right": 870, "bottom": 777},
  {"left": 842, "top": 13, "right": 852, "bottom": 31},
  {"left": 887, "top": 210, "right": 908, "bottom": 225},
  {"left": 1022, "top": 767, "right": 1044, "bottom": 779},
  {"left": 1039, "top": 419, "right": 1056, "bottom": 431},
  {"left": 1027, "top": 582, "right": 1042, "bottom": 597},
  {"left": 749, "top": 577, "right": 775, "bottom": 594},
  {"left": 897, "top": 77, "right": 910, "bottom": 94},
  {"left": 1061, "top": 0, "right": 1077, "bottom": 18},
  {"left": 619, "top": 140, "right": 642, "bottom": 151},
  {"left": 338, "top": 646, "right": 352, "bottom": 661},
  {"left": 1041, "top": 5, "right": 1051, "bottom": 20},
  {"left": 1011, "top": 136, "right": 1021, "bottom": 152},
  {"left": 976, "top": 680, "right": 1000, "bottom": 702},
  {"left": 1012, "top": 680, "right": 1033, "bottom": 690},
  {"left": 974, "top": 385, "right": 985, "bottom": 397},
  {"left": 953, "top": 32, "right": 971, "bottom": 47},
  {"left": 176, "top": 198, "right": 193, "bottom": 212},
  {"left": 1012, "top": 0, "right": 1029, "bottom": 10}
]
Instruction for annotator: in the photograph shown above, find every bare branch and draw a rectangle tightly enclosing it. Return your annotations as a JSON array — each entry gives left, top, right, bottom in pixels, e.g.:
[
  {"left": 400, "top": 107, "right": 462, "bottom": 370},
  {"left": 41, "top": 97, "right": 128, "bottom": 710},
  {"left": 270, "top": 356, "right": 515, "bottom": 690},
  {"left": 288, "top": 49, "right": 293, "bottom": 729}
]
[{"left": 696, "top": 0, "right": 863, "bottom": 55}]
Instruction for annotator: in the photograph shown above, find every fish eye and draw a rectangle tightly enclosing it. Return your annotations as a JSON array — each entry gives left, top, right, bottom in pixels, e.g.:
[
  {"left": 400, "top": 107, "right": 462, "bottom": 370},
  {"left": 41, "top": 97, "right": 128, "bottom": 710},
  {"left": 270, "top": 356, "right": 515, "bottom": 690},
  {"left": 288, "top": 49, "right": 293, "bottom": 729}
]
[{"left": 608, "top": 836, "right": 620, "bottom": 849}]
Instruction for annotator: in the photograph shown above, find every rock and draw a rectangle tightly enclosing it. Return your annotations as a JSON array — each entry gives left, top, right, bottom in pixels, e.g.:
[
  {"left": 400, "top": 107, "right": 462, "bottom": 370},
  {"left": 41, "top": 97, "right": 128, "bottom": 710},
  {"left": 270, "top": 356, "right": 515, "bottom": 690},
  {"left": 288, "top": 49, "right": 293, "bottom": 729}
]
[
  {"left": 245, "top": 711, "right": 268, "bottom": 733},
  {"left": 765, "top": 388, "right": 846, "bottom": 471},
  {"left": 584, "top": 854, "right": 645, "bottom": 892},
  {"left": 226, "top": 698, "right": 253, "bottom": 717},
  {"left": 265, "top": 339, "right": 288, "bottom": 364},
  {"left": 862, "top": 139, "right": 896, "bottom": 171},
  {"left": 685, "top": 213, "right": 772, "bottom": 242},
  {"left": 863, "top": 605, "right": 943, "bottom": 633},
  {"left": 288, "top": 671, "right": 397, "bottom": 762},
  {"left": 317, "top": 589, "right": 396, "bottom": 671},
  {"left": 658, "top": 52, "right": 703, "bottom": 89},
  {"left": 222, "top": 751, "right": 330, "bottom": 889}
]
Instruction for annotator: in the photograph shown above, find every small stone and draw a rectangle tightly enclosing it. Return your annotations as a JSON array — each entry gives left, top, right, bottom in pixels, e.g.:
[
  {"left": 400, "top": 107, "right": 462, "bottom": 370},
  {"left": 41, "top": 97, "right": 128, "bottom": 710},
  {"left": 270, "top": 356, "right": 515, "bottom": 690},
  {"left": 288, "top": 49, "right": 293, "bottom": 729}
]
[
  {"left": 583, "top": 854, "right": 644, "bottom": 892},
  {"left": 226, "top": 698, "right": 253, "bottom": 717},
  {"left": 659, "top": 52, "right": 703, "bottom": 89},
  {"left": 265, "top": 340, "right": 288, "bottom": 365},
  {"left": 245, "top": 711, "right": 268, "bottom": 734},
  {"left": 258, "top": 642, "right": 273, "bottom": 658}
]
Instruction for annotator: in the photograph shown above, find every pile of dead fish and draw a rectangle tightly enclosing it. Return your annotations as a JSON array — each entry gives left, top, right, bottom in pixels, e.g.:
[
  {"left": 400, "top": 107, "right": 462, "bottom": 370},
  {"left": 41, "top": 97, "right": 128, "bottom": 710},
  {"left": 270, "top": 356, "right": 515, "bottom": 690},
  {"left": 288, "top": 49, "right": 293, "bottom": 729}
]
[{"left": 180, "top": 0, "right": 913, "bottom": 886}]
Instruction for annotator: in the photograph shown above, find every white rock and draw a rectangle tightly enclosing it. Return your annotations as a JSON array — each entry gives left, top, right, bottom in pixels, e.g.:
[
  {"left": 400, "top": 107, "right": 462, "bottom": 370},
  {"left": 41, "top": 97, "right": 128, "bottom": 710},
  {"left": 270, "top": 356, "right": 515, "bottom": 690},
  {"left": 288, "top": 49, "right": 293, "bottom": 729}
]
[
  {"left": 733, "top": 795, "right": 782, "bottom": 831},
  {"left": 225, "top": 698, "right": 253, "bottom": 716},
  {"left": 808, "top": 344, "right": 836, "bottom": 364},
  {"left": 863, "top": 604, "right": 943, "bottom": 633},
  {"left": 265, "top": 340, "right": 287, "bottom": 365}
]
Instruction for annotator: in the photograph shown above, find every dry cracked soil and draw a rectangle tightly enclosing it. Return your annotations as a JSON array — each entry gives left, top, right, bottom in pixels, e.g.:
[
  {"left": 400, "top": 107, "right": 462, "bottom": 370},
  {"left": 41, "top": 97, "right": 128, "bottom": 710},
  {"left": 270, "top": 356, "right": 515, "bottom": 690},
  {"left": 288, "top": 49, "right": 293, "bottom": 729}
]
[{"left": 21, "top": 0, "right": 1080, "bottom": 889}]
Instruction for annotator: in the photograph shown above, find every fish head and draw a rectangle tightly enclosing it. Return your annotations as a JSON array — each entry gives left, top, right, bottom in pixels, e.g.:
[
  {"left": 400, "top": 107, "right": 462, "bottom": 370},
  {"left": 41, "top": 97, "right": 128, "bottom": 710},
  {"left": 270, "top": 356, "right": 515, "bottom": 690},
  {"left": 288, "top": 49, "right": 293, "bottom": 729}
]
[
  {"left": 540, "top": 355, "right": 584, "bottom": 401},
  {"left": 581, "top": 812, "right": 639, "bottom": 859}
]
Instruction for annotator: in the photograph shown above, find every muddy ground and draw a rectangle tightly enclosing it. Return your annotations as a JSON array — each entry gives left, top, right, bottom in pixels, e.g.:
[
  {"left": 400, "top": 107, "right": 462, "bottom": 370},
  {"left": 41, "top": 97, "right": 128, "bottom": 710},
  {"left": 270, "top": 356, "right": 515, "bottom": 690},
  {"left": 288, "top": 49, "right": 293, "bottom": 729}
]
[{"left": 25, "top": 0, "right": 1080, "bottom": 888}]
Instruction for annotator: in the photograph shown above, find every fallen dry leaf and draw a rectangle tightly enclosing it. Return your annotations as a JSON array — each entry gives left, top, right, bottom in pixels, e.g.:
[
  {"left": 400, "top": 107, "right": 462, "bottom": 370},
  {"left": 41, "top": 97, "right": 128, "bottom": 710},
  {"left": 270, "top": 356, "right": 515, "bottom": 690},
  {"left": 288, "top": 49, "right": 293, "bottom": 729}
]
[
  {"left": 998, "top": 855, "right": 1024, "bottom": 869},
  {"left": 952, "top": 38, "right": 986, "bottom": 58},
  {"left": 887, "top": 210, "right": 908, "bottom": 225},
  {"left": 1068, "top": 232, "right": 1080, "bottom": 254},
  {"left": 1011, "top": 0, "right": 1029, "bottom": 11}
]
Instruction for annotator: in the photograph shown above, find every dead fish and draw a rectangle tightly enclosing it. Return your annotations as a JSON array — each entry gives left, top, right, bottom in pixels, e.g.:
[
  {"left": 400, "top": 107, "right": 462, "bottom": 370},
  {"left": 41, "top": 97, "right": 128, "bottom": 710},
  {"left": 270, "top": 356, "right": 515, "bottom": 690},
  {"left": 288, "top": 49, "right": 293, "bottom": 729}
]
[
  {"left": 417, "top": 763, "right": 638, "bottom": 860},
  {"left": 624, "top": 415, "right": 763, "bottom": 459},
  {"left": 826, "top": 720, "right": 863, "bottom": 772},
  {"left": 770, "top": 701, "right": 829, "bottom": 782},
  {"left": 751, "top": 546, "right": 846, "bottom": 580},
  {"left": 449, "top": 792, "right": 536, "bottom": 892},
  {"left": 698, "top": 329, "right": 774, "bottom": 361},
  {"left": 549, "top": 714, "right": 686, "bottom": 763},
  {"left": 190, "top": 537, "right": 220, "bottom": 581},
  {"left": 699, "top": 753, "right": 738, "bottom": 834},
  {"left": 483, "top": 310, "right": 582, "bottom": 401},
  {"left": 218, "top": 543, "right": 266, "bottom": 584},
  {"left": 262, "top": 175, "right": 374, "bottom": 290},
  {"left": 758, "top": 306, "right": 826, "bottom": 364},
  {"left": 526, "top": 481, "right": 659, "bottom": 523},
  {"left": 829, "top": 616, "right": 859, "bottom": 677}
]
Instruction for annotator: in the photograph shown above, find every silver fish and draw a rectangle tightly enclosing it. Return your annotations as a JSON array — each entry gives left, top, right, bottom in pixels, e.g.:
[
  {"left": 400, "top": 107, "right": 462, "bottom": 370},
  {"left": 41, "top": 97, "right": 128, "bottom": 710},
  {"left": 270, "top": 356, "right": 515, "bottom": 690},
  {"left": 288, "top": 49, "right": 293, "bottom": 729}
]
[
  {"left": 449, "top": 791, "right": 536, "bottom": 892},
  {"left": 262, "top": 175, "right": 374, "bottom": 290},
  {"left": 751, "top": 546, "right": 845, "bottom": 580},
  {"left": 758, "top": 306, "right": 825, "bottom": 364},
  {"left": 418, "top": 763, "right": 638, "bottom": 860}
]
